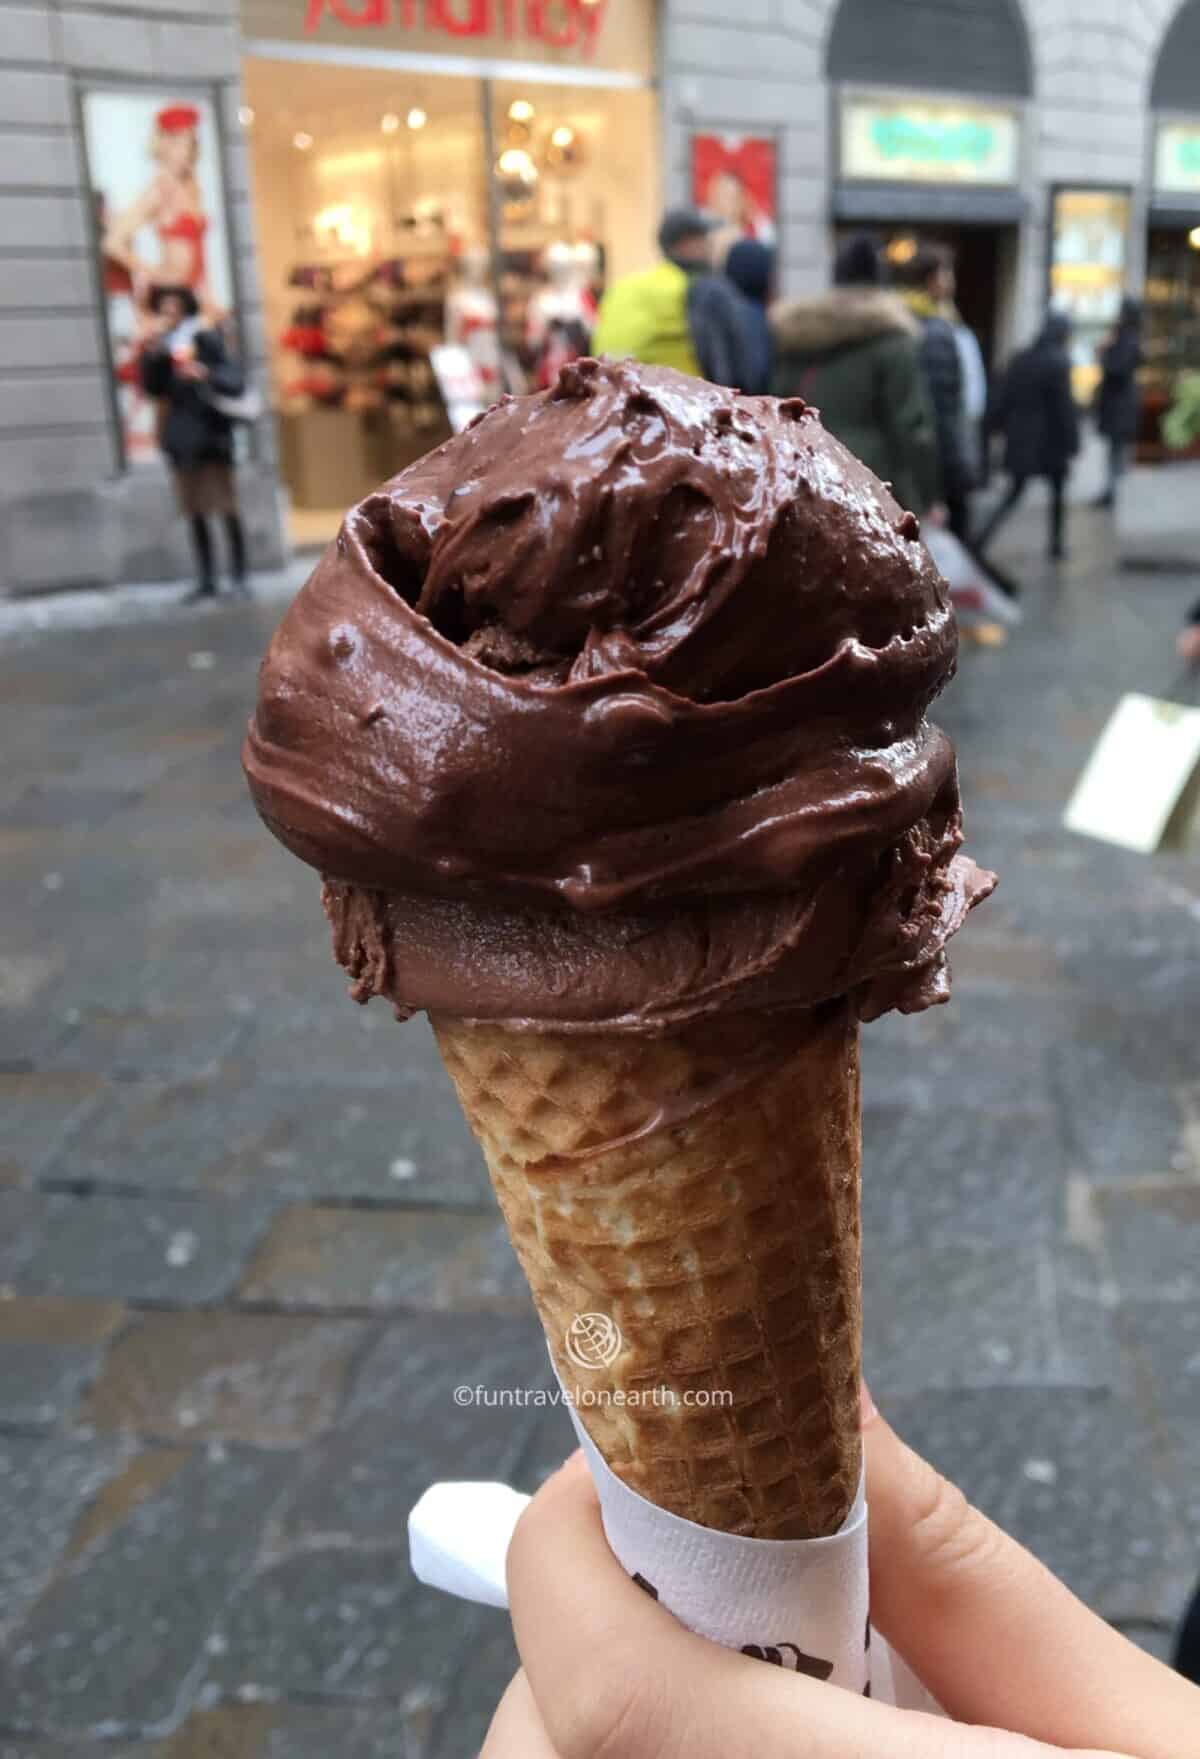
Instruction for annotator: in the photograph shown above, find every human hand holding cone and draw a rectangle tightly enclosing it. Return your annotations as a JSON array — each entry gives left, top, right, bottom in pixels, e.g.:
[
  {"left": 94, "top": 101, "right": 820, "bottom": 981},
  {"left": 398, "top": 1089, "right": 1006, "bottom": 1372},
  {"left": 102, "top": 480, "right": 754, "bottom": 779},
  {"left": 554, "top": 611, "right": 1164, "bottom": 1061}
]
[{"left": 245, "top": 359, "right": 993, "bottom": 1552}]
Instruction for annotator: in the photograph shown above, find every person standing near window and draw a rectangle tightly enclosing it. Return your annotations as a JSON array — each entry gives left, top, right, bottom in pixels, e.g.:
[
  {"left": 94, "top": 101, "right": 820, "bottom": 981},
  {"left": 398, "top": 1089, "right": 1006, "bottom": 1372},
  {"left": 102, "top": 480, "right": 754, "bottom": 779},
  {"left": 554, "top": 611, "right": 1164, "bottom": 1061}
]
[
  {"left": 1093, "top": 296, "right": 1142, "bottom": 509},
  {"left": 140, "top": 286, "right": 251, "bottom": 605}
]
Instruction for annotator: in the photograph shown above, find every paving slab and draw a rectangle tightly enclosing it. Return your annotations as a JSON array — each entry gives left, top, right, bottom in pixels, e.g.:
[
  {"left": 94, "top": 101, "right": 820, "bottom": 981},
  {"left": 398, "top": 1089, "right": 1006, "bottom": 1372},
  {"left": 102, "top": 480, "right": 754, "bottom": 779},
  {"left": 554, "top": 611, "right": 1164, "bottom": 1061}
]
[
  {"left": 0, "top": 1436, "right": 128, "bottom": 1641},
  {"left": 37, "top": 1009, "right": 247, "bottom": 1082},
  {"left": 82, "top": 1312, "right": 365, "bottom": 1447},
  {"left": 0, "top": 1076, "right": 105, "bottom": 1186},
  {"left": 268, "top": 1311, "right": 551, "bottom": 1551},
  {"left": 1118, "top": 1299, "right": 1200, "bottom": 1532},
  {"left": 237, "top": 1207, "right": 526, "bottom": 1315},
  {"left": 0, "top": 1299, "right": 125, "bottom": 1431},
  {"left": 862, "top": 1241, "right": 1094, "bottom": 1395},
  {"left": 1095, "top": 1184, "right": 1200, "bottom": 1302},
  {"left": 6, "top": 1194, "right": 274, "bottom": 1306},
  {"left": 205, "top": 1548, "right": 473, "bottom": 1710},
  {"left": 41, "top": 1072, "right": 489, "bottom": 1207},
  {"left": 885, "top": 1386, "right": 1192, "bottom": 1627},
  {"left": 0, "top": 1448, "right": 294, "bottom": 1739},
  {"left": 862, "top": 1103, "right": 1063, "bottom": 1246}
]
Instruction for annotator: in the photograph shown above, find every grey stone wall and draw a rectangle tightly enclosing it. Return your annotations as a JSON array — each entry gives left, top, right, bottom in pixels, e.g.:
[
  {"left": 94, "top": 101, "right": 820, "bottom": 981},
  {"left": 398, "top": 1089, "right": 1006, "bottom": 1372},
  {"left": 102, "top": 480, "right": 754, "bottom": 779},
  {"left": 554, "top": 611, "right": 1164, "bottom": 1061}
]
[
  {"left": 661, "top": 0, "right": 830, "bottom": 296},
  {"left": 0, "top": 0, "right": 284, "bottom": 595},
  {"left": 661, "top": 0, "right": 1194, "bottom": 340}
]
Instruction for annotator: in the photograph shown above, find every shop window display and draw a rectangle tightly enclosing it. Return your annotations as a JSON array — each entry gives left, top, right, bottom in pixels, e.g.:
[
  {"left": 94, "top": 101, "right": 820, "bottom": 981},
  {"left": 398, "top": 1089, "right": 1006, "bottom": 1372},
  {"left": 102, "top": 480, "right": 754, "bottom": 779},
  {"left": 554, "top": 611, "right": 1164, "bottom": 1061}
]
[
  {"left": 1141, "top": 227, "right": 1200, "bottom": 460},
  {"left": 242, "top": 58, "right": 655, "bottom": 541}
]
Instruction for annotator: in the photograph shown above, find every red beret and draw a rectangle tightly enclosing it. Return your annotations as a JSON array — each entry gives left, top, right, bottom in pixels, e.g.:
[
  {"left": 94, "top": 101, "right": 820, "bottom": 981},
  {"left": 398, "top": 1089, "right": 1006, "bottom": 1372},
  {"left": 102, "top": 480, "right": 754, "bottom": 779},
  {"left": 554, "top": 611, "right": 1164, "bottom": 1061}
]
[{"left": 156, "top": 104, "right": 200, "bottom": 134}]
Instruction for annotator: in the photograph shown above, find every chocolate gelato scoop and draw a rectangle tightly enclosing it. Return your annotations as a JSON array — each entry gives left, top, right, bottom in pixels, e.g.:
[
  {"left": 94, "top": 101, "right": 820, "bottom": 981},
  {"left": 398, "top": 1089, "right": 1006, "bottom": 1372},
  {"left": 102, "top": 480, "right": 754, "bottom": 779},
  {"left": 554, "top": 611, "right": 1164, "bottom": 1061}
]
[{"left": 244, "top": 358, "right": 993, "bottom": 1030}]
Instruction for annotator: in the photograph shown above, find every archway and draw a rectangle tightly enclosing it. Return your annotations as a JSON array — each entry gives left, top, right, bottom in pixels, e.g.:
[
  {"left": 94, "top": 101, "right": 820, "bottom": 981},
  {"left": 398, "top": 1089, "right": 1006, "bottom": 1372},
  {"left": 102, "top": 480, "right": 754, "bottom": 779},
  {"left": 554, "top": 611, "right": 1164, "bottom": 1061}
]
[
  {"left": 1151, "top": 0, "right": 1200, "bottom": 110},
  {"left": 826, "top": 0, "right": 1032, "bottom": 99},
  {"left": 826, "top": 0, "right": 1033, "bottom": 363}
]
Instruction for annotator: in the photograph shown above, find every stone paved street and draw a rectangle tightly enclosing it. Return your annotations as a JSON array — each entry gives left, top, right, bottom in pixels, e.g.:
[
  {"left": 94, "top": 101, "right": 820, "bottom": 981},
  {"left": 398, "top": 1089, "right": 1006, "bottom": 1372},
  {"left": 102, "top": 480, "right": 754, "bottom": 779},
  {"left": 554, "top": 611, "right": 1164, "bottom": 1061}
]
[{"left": 1, "top": 505, "right": 1198, "bottom": 1754}]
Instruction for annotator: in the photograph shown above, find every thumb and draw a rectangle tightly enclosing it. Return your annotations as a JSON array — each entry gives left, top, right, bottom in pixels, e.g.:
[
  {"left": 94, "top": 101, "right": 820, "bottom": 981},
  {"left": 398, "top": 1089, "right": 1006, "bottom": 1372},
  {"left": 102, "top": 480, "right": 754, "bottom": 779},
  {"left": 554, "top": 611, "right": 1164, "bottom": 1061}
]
[{"left": 863, "top": 1392, "right": 1199, "bottom": 1758}]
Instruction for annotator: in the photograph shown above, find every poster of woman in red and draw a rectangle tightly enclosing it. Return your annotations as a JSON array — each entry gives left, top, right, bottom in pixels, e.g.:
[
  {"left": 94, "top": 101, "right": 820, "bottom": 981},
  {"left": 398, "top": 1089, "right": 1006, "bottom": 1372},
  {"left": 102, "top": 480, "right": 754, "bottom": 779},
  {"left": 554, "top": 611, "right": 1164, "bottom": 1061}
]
[
  {"left": 692, "top": 134, "right": 778, "bottom": 245},
  {"left": 102, "top": 104, "right": 217, "bottom": 311},
  {"left": 83, "top": 90, "right": 235, "bottom": 463}
]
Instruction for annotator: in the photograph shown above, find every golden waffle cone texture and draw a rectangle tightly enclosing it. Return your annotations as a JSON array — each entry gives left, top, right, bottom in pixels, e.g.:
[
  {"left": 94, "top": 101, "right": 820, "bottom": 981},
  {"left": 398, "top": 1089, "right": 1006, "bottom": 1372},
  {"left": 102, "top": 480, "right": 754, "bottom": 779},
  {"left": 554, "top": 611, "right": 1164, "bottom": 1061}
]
[{"left": 433, "top": 1003, "right": 863, "bottom": 1541}]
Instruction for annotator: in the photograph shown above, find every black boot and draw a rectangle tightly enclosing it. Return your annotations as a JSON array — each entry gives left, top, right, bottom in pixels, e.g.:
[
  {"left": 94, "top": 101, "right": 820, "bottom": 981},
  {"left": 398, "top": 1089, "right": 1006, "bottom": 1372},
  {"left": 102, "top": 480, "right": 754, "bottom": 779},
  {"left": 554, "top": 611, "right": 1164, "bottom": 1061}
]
[{"left": 186, "top": 516, "right": 217, "bottom": 603}]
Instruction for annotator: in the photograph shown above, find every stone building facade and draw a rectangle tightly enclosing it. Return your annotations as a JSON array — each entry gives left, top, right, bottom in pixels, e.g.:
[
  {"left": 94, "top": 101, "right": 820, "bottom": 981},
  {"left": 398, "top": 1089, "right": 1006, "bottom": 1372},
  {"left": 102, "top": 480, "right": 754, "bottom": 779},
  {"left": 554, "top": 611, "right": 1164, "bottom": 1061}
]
[{"left": 2, "top": 0, "right": 1199, "bottom": 593}]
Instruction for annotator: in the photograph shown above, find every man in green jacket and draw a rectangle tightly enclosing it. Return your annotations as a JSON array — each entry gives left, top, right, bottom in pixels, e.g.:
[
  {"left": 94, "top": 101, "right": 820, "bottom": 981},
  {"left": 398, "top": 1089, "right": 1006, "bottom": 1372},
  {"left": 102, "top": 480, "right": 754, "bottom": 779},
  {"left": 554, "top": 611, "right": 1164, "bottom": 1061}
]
[
  {"left": 593, "top": 207, "right": 757, "bottom": 389},
  {"left": 771, "top": 234, "right": 941, "bottom": 516}
]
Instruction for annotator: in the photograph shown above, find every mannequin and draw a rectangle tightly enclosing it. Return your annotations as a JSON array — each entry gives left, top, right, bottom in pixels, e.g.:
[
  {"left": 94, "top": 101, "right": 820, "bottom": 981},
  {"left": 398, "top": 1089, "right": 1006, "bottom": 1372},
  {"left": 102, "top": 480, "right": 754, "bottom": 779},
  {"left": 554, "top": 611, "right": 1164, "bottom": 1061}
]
[
  {"left": 526, "top": 240, "right": 594, "bottom": 388},
  {"left": 445, "top": 244, "right": 501, "bottom": 394}
]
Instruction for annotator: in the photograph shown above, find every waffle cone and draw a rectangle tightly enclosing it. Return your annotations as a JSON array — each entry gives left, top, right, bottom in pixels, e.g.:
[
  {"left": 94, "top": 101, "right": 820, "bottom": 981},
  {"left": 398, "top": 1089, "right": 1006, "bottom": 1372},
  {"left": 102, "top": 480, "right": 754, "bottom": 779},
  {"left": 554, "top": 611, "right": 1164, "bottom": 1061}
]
[{"left": 432, "top": 1001, "right": 862, "bottom": 1540}]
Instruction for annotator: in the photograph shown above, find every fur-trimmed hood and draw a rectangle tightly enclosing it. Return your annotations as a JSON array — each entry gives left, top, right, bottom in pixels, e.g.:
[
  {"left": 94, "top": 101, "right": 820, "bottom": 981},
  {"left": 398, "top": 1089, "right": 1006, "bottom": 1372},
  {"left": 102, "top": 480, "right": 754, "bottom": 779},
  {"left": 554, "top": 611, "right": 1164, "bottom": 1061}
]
[{"left": 771, "top": 287, "right": 918, "bottom": 353}]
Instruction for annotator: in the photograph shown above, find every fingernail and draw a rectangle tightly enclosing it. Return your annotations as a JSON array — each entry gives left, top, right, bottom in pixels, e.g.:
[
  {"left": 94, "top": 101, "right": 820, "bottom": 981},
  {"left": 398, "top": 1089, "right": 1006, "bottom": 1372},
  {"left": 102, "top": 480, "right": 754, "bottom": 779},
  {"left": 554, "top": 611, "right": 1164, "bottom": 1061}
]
[{"left": 860, "top": 1379, "right": 879, "bottom": 1426}]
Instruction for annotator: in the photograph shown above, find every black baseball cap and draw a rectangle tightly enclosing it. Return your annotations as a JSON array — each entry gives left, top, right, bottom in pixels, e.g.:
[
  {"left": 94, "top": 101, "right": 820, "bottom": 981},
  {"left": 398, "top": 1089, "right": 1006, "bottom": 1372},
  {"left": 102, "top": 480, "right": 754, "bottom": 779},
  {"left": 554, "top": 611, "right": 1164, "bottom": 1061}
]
[{"left": 658, "top": 205, "right": 718, "bottom": 254}]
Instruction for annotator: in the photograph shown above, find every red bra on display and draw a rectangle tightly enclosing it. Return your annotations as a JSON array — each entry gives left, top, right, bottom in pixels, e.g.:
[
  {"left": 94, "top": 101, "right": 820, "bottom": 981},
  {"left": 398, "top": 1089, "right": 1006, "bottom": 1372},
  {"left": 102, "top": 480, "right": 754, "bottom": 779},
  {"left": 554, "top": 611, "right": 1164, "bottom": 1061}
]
[
  {"left": 159, "top": 211, "right": 208, "bottom": 283},
  {"left": 160, "top": 212, "right": 206, "bottom": 240}
]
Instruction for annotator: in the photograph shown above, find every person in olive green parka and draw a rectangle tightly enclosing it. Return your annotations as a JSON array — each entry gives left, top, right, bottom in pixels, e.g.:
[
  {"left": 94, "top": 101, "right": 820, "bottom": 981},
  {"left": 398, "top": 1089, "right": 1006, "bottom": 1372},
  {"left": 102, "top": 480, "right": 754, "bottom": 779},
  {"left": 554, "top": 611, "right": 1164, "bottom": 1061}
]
[{"left": 770, "top": 234, "right": 941, "bottom": 516}]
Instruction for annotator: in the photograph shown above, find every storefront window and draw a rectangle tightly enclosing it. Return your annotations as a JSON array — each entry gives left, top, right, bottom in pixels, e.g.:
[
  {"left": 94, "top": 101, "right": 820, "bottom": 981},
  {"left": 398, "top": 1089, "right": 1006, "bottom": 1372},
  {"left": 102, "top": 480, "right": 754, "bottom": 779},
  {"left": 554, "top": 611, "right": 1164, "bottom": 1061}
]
[
  {"left": 241, "top": 15, "right": 657, "bottom": 547},
  {"left": 1142, "top": 227, "right": 1200, "bottom": 456},
  {"left": 1047, "top": 187, "right": 1132, "bottom": 403}
]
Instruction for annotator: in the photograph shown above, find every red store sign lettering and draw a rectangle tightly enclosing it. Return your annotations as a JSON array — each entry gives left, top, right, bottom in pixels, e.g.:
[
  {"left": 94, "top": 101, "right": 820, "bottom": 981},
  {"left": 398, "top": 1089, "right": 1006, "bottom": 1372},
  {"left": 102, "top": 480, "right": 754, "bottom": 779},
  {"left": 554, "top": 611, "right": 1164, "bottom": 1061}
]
[{"left": 304, "top": 0, "right": 611, "bottom": 55}]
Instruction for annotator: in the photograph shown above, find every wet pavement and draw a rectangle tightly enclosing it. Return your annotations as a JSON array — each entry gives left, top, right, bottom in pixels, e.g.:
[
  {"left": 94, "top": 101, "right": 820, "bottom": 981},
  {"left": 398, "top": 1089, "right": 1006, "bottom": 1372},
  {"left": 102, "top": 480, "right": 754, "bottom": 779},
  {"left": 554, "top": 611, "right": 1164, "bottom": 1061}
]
[{"left": 1, "top": 503, "right": 1199, "bottom": 1754}]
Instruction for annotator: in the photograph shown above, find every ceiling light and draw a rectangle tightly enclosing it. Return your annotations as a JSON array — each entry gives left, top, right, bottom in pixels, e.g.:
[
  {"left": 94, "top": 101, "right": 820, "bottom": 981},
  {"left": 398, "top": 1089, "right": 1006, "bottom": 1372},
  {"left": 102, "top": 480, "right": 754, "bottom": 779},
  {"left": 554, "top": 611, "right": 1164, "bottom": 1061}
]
[
  {"left": 381, "top": 112, "right": 401, "bottom": 134},
  {"left": 238, "top": 106, "right": 255, "bottom": 128},
  {"left": 407, "top": 106, "right": 427, "bottom": 130},
  {"left": 293, "top": 131, "right": 313, "bottom": 151},
  {"left": 497, "top": 146, "right": 538, "bottom": 185},
  {"left": 551, "top": 125, "right": 575, "bottom": 149},
  {"left": 508, "top": 99, "right": 534, "bottom": 124}
]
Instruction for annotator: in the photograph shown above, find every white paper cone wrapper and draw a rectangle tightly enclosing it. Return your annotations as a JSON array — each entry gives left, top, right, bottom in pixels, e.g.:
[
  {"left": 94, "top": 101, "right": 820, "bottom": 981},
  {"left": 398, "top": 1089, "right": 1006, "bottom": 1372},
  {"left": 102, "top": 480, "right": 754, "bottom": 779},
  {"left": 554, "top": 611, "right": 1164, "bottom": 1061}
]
[{"left": 409, "top": 1405, "right": 943, "bottom": 1715}]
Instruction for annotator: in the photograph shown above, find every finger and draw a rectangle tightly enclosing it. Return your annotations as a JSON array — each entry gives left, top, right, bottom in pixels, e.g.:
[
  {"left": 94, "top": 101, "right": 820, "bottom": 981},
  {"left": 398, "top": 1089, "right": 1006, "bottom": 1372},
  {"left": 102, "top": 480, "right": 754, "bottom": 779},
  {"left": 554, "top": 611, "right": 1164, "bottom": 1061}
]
[
  {"left": 864, "top": 1395, "right": 1200, "bottom": 1758},
  {"left": 480, "top": 1669, "right": 562, "bottom": 1759},
  {"left": 507, "top": 1451, "right": 1120, "bottom": 1759}
]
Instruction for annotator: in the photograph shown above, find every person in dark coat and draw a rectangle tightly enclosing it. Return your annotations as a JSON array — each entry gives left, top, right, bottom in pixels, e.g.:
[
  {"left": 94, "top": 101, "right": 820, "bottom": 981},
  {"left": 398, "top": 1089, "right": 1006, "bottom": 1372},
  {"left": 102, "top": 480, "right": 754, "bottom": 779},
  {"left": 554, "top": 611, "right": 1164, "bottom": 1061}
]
[
  {"left": 976, "top": 311, "right": 1080, "bottom": 563},
  {"left": 593, "top": 207, "right": 759, "bottom": 392},
  {"left": 898, "top": 243, "right": 975, "bottom": 541},
  {"left": 1094, "top": 296, "right": 1142, "bottom": 508},
  {"left": 770, "top": 233, "right": 940, "bottom": 515},
  {"left": 723, "top": 237, "right": 774, "bottom": 396},
  {"left": 139, "top": 285, "right": 250, "bottom": 604}
]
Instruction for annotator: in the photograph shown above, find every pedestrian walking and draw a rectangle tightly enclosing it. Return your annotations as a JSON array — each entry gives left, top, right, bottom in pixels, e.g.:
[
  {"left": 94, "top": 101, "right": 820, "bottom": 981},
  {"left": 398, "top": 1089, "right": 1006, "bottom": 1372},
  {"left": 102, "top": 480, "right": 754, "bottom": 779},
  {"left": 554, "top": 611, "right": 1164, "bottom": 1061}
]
[
  {"left": 770, "top": 233, "right": 940, "bottom": 516},
  {"left": 592, "top": 206, "right": 758, "bottom": 390},
  {"left": 1093, "top": 296, "right": 1142, "bottom": 508},
  {"left": 950, "top": 306, "right": 989, "bottom": 485},
  {"left": 139, "top": 285, "right": 251, "bottom": 605},
  {"left": 976, "top": 312, "right": 1080, "bottom": 564},
  {"left": 723, "top": 237, "right": 775, "bottom": 396},
  {"left": 898, "top": 244, "right": 975, "bottom": 541}
]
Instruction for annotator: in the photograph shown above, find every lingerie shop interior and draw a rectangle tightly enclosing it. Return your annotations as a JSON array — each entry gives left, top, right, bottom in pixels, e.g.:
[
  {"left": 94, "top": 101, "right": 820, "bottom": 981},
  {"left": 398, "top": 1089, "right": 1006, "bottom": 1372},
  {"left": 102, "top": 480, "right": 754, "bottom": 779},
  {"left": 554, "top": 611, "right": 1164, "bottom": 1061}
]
[{"left": 240, "top": 54, "right": 660, "bottom": 549}]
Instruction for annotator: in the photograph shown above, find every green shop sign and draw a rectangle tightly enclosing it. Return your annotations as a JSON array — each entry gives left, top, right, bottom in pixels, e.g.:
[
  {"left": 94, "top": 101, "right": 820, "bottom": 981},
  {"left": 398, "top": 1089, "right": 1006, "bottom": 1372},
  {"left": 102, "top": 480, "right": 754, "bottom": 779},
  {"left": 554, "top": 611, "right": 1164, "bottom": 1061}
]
[
  {"left": 870, "top": 115, "right": 994, "bottom": 167},
  {"left": 1155, "top": 123, "right": 1200, "bottom": 193},
  {"left": 842, "top": 98, "right": 1020, "bottom": 186}
]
